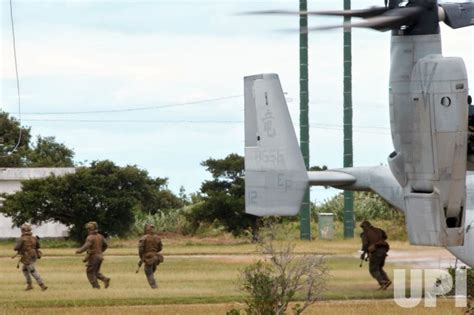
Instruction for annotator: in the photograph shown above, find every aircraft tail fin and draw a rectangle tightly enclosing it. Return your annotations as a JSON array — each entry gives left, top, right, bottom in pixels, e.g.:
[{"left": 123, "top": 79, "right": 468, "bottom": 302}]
[{"left": 244, "top": 74, "right": 309, "bottom": 216}]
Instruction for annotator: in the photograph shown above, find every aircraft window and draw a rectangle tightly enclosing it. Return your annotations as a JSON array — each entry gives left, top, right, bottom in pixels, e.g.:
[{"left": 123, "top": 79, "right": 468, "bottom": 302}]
[{"left": 441, "top": 97, "right": 451, "bottom": 107}]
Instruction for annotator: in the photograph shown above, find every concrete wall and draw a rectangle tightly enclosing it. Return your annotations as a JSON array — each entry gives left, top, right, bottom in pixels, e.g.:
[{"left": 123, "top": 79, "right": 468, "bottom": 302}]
[{"left": 0, "top": 168, "right": 75, "bottom": 238}]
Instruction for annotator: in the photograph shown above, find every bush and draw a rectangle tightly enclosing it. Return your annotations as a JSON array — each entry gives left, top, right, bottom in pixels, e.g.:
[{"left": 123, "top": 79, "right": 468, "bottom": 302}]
[
  {"left": 313, "top": 191, "right": 404, "bottom": 222},
  {"left": 241, "top": 261, "right": 280, "bottom": 315},
  {"left": 237, "top": 226, "right": 329, "bottom": 315},
  {"left": 245, "top": 218, "right": 407, "bottom": 242},
  {"left": 446, "top": 266, "right": 474, "bottom": 297},
  {"left": 442, "top": 266, "right": 474, "bottom": 314},
  {"left": 132, "top": 206, "right": 191, "bottom": 236}
]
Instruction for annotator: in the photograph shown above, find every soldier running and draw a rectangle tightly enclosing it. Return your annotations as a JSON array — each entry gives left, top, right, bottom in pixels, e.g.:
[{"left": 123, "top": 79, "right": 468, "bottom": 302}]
[
  {"left": 14, "top": 223, "right": 48, "bottom": 291},
  {"left": 360, "top": 220, "right": 392, "bottom": 290},
  {"left": 76, "top": 221, "right": 110, "bottom": 289},
  {"left": 138, "top": 223, "right": 163, "bottom": 289}
]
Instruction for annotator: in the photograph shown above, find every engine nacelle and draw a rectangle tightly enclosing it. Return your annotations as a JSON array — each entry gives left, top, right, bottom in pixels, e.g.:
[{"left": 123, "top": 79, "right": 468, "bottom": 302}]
[{"left": 389, "top": 52, "right": 468, "bottom": 246}]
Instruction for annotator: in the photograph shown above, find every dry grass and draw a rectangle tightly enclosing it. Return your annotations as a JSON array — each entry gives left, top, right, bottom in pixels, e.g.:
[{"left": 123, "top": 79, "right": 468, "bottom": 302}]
[
  {"left": 0, "top": 237, "right": 461, "bottom": 314},
  {"left": 2, "top": 237, "right": 350, "bottom": 256},
  {"left": 0, "top": 238, "right": 451, "bottom": 258},
  {"left": 0, "top": 255, "right": 242, "bottom": 307},
  {"left": 3, "top": 300, "right": 462, "bottom": 315}
]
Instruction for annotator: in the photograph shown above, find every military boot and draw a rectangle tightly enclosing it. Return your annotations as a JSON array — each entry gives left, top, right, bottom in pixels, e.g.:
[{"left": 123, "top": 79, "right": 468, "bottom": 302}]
[
  {"left": 39, "top": 283, "right": 48, "bottom": 291},
  {"left": 381, "top": 280, "right": 392, "bottom": 290},
  {"left": 25, "top": 283, "right": 33, "bottom": 291}
]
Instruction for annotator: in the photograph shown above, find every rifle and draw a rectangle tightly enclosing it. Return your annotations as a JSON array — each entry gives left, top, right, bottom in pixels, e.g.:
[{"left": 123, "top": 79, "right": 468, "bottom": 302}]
[
  {"left": 11, "top": 253, "right": 21, "bottom": 269},
  {"left": 82, "top": 252, "right": 90, "bottom": 263},
  {"left": 359, "top": 251, "right": 368, "bottom": 267},
  {"left": 135, "top": 260, "right": 143, "bottom": 273}
]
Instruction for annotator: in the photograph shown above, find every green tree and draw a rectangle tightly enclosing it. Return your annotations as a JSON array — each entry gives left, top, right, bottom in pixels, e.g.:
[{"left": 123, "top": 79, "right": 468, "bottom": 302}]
[
  {"left": 1, "top": 160, "right": 182, "bottom": 241},
  {"left": 26, "top": 136, "right": 74, "bottom": 167},
  {"left": 188, "top": 153, "right": 260, "bottom": 239},
  {"left": 178, "top": 185, "right": 190, "bottom": 205},
  {"left": 309, "top": 165, "right": 328, "bottom": 171},
  {"left": 1, "top": 111, "right": 75, "bottom": 167},
  {"left": 313, "top": 191, "right": 402, "bottom": 221},
  {"left": 0, "top": 111, "right": 31, "bottom": 167}
]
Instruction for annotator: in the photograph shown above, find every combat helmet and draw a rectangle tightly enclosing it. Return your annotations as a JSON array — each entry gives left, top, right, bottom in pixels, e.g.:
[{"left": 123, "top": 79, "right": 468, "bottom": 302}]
[
  {"left": 360, "top": 220, "right": 372, "bottom": 229},
  {"left": 85, "top": 221, "right": 99, "bottom": 233},
  {"left": 20, "top": 223, "right": 32, "bottom": 233},
  {"left": 144, "top": 223, "right": 155, "bottom": 234}
]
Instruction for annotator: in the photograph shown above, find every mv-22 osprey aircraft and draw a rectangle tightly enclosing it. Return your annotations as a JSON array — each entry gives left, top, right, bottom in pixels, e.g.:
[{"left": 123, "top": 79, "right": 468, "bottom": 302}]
[{"left": 244, "top": 1, "right": 474, "bottom": 265}]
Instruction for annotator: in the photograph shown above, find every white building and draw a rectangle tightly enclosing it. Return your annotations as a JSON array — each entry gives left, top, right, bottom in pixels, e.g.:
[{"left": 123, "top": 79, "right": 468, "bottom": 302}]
[{"left": 0, "top": 168, "right": 75, "bottom": 238}]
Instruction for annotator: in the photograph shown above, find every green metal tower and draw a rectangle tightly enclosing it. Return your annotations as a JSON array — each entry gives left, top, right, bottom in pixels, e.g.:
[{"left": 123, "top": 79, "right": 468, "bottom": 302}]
[
  {"left": 299, "top": 0, "right": 311, "bottom": 240},
  {"left": 343, "top": 0, "right": 355, "bottom": 238}
]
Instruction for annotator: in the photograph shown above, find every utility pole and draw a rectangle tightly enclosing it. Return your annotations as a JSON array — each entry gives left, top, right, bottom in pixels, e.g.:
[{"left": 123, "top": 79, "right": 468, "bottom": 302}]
[
  {"left": 343, "top": 0, "right": 355, "bottom": 238},
  {"left": 299, "top": 0, "right": 311, "bottom": 240}
]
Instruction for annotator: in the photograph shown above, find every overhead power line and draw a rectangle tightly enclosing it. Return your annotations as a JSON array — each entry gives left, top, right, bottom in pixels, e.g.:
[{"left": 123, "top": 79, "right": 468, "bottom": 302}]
[
  {"left": 19, "top": 118, "right": 390, "bottom": 135},
  {"left": 22, "top": 119, "right": 244, "bottom": 124},
  {"left": 18, "top": 95, "right": 391, "bottom": 116},
  {"left": 6, "top": 0, "right": 22, "bottom": 154},
  {"left": 21, "top": 95, "right": 243, "bottom": 115}
]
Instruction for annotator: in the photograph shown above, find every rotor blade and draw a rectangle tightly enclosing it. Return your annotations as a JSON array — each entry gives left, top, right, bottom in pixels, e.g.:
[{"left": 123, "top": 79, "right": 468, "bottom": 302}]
[
  {"left": 308, "top": 15, "right": 407, "bottom": 31},
  {"left": 307, "top": 6, "right": 423, "bottom": 32},
  {"left": 241, "top": 6, "right": 389, "bottom": 18},
  {"left": 439, "top": 2, "right": 474, "bottom": 29},
  {"left": 312, "top": 6, "right": 389, "bottom": 18}
]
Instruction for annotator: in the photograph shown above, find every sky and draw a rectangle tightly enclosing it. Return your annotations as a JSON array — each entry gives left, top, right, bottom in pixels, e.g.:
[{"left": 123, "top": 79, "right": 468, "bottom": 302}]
[{"left": 0, "top": 0, "right": 473, "bottom": 205}]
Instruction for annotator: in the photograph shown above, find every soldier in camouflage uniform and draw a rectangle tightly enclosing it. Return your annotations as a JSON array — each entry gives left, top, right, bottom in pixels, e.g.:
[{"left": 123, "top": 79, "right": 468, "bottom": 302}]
[
  {"left": 14, "top": 224, "right": 48, "bottom": 291},
  {"left": 75, "top": 221, "right": 110, "bottom": 289},
  {"left": 138, "top": 224, "right": 163, "bottom": 289},
  {"left": 360, "top": 220, "right": 392, "bottom": 290}
]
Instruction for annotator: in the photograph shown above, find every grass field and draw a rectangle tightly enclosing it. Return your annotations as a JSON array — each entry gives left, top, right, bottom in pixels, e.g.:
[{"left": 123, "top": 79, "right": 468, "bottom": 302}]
[{"left": 0, "top": 236, "right": 465, "bottom": 314}]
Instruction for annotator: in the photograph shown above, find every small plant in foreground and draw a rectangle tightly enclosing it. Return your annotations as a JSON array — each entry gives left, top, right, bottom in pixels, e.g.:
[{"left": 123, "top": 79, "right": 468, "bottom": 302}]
[
  {"left": 238, "top": 225, "right": 330, "bottom": 315},
  {"left": 226, "top": 308, "right": 242, "bottom": 315}
]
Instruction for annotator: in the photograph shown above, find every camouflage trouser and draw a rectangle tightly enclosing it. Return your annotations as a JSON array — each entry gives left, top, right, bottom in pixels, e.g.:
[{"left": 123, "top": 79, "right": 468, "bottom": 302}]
[
  {"left": 144, "top": 263, "right": 158, "bottom": 289},
  {"left": 86, "top": 255, "right": 108, "bottom": 288},
  {"left": 369, "top": 247, "right": 390, "bottom": 286},
  {"left": 22, "top": 258, "right": 44, "bottom": 286}
]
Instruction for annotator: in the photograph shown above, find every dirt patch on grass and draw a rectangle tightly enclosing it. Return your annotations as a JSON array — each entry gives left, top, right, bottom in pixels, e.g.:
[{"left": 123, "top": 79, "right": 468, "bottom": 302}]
[{"left": 386, "top": 248, "right": 458, "bottom": 268}]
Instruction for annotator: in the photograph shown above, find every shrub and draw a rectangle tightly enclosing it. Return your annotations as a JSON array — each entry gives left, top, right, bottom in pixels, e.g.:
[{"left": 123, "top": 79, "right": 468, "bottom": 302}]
[
  {"left": 241, "top": 261, "right": 279, "bottom": 315},
  {"left": 446, "top": 266, "right": 474, "bottom": 297},
  {"left": 132, "top": 206, "right": 191, "bottom": 235},
  {"left": 313, "top": 191, "right": 404, "bottom": 222},
  {"left": 238, "top": 226, "right": 329, "bottom": 315}
]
